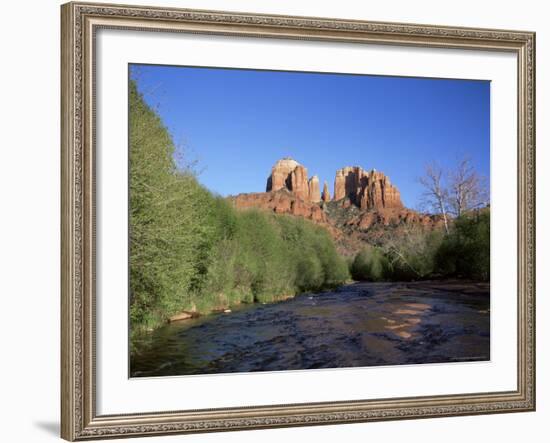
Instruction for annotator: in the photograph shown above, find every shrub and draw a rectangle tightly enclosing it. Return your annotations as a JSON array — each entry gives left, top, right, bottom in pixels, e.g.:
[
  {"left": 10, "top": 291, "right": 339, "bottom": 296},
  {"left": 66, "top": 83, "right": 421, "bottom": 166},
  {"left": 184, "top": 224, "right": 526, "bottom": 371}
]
[
  {"left": 350, "top": 246, "right": 389, "bottom": 281},
  {"left": 384, "top": 229, "right": 444, "bottom": 280},
  {"left": 436, "top": 210, "right": 490, "bottom": 280}
]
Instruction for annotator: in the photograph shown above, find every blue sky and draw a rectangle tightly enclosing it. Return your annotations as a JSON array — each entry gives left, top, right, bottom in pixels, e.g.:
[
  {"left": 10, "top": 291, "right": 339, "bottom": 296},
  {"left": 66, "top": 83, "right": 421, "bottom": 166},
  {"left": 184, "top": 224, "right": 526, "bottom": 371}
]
[{"left": 130, "top": 64, "right": 490, "bottom": 209}]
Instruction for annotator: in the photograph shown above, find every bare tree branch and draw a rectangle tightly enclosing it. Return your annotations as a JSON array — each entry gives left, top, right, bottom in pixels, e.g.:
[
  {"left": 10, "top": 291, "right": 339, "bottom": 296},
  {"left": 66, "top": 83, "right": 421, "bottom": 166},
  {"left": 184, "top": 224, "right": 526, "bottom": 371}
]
[
  {"left": 418, "top": 162, "right": 450, "bottom": 234},
  {"left": 418, "top": 156, "right": 489, "bottom": 231},
  {"left": 447, "top": 156, "right": 489, "bottom": 217}
]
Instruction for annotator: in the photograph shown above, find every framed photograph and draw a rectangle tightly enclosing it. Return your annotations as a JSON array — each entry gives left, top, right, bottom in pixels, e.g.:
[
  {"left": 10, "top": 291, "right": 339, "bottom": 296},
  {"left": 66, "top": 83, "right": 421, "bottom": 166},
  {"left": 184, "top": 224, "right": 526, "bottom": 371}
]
[{"left": 61, "top": 1, "right": 536, "bottom": 440}]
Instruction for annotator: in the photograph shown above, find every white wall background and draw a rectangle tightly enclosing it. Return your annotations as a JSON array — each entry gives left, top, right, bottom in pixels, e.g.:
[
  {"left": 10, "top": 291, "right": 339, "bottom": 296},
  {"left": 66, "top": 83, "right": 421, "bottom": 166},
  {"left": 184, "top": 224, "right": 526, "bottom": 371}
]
[{"left": 0, "top": 0, "right": 546, "bottom": 442}]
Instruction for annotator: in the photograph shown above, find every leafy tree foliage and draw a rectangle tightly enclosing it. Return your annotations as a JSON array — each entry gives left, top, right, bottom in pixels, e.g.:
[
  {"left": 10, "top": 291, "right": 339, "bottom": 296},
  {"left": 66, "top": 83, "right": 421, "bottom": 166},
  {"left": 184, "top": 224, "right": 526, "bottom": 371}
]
[
  {"left": 129, "top": 80, "right": 349, "bottom": 339},
  {"left": 435, "top": 210, "right": 490, "bottom": 280},
  {"left": 129, "top": 81, "right": 213, "bottom": 332}
]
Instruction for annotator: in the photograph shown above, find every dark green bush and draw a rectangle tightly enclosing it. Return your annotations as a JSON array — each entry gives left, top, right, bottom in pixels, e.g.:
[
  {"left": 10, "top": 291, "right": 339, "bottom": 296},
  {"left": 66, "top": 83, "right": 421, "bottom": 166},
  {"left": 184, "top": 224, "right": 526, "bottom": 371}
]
[{"left": 435, "top": 211, "right": 490, "bottom": 281}]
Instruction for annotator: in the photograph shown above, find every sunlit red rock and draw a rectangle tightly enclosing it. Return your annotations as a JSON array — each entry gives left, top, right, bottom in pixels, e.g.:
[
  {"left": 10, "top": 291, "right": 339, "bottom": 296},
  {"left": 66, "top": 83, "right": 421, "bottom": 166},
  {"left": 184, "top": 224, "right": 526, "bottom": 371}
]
[
  {"left": 333, "top": 166, "right": 403, "bottom": 210},
  {"left": 290, "top": 164, "right": 309, "bottom": 201},
  {"left": 308, "top": 176, "right": 321, "bottom": 203},
  {"left": 266, "top": 158, "right": 311, "bottom": 202},
  {"left": 266, "top": 158, "right": 300, "bottom": 192},
  {"left": 231, "top": 190, "right": 327, "bottom": 223}
]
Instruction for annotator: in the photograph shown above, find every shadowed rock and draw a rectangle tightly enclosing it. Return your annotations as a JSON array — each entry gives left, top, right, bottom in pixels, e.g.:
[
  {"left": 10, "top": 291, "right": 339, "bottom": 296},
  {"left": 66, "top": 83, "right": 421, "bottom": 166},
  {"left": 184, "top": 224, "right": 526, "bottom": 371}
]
[{"left": 321, "top": 181, "right": 331, "bottom": 202}]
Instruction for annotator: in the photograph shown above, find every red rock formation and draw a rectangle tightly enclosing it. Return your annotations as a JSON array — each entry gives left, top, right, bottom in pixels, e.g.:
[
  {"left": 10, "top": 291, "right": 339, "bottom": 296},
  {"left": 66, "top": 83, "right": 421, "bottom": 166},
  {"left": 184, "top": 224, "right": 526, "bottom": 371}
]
[
  {"left": 308, "top": 176, "right": 321, "bottom": 203},
  {"left": 321, "top": 181, "right": 331, "bottom": 202},
  {"left": 334, "top": 166, "right": 367, "bottom": 203},
  {"left": 266, "top": 158, "right": 301, "bottom": 192},
  {"left": 333, "top": 166, "right": 403, "bottom": 210},
  {"left": 266, "top": 158, "right": 312, "bottom": 202},
  {"left": 231, "top": 190, "right": 327, "bottom": 223},
  {"left": 333, "top": 168, "right": 347, "bottom": 201},
  {"left": 290, "top": 165, "right": 309, "bottom": 201}
]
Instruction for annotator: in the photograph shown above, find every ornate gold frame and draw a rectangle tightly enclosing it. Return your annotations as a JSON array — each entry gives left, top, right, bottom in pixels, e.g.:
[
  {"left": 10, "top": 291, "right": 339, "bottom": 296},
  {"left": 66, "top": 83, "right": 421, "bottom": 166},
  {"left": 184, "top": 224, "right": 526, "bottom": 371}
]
[{"left": 61, "top": 2, "right": 536, "bottom": 440}]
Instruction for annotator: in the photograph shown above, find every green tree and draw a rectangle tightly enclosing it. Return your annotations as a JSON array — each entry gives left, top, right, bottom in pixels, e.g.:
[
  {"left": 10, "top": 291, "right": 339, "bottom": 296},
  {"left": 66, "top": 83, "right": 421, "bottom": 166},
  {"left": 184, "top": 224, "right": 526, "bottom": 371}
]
[
  {"left": 129, "top": 81, "right": 213, "bottom": 333},
  {"left": 129, "top": 79, "right": 350, "bottom": 341},
  {"left": 436, "top": 210, "right": 490, "bottom": 280}
]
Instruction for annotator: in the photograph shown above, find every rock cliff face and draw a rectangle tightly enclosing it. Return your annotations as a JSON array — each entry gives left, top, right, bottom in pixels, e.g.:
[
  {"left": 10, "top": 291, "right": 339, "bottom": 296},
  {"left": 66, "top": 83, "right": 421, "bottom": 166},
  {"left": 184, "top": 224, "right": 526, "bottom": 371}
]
[
  {"left": 333, "top": 166, "right": 403, "bottom": 210},
  {"left": 231, "top": 189, "right": 327, "bottom": 223}
]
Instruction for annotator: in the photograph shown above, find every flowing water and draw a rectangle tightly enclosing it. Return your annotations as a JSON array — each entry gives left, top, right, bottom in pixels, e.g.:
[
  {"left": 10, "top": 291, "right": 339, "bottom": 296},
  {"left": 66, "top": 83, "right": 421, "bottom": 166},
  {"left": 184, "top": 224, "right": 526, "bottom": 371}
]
[{"left": 130, "top": 280, "right": 490, "bottom": 377}]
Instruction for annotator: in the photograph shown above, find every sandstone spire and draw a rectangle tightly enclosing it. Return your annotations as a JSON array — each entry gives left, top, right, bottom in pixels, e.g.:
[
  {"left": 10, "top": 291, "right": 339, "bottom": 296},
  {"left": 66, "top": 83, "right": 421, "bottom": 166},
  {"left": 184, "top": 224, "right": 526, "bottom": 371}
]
[
  {"left": 266, "top": 158, "right": 403, "bottom": 210},
  {"left": 290, "top": 164, "right": 309, "bottom": 201},
  {"left": 308, "top": 176, "right": 321, "bottom": 203},
  {"left": 321, "top": 181, "right": 331, "bottom": 202},
  {"left": 333, "top": 168, "right": 346, "bottom": 201}
]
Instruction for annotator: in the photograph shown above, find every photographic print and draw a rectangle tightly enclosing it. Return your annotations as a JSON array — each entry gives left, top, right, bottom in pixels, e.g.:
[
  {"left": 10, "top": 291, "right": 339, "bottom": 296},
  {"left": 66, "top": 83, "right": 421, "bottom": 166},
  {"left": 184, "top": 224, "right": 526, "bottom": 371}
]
[
  {"left": 129, "top": 64, "right": 491, "bottom": 378},
  {"left": 61, "top": 5, "right": 536, "bottom": 439},
  {"left": 61, "top": 5, "right": 535, "bottom": 438}
]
